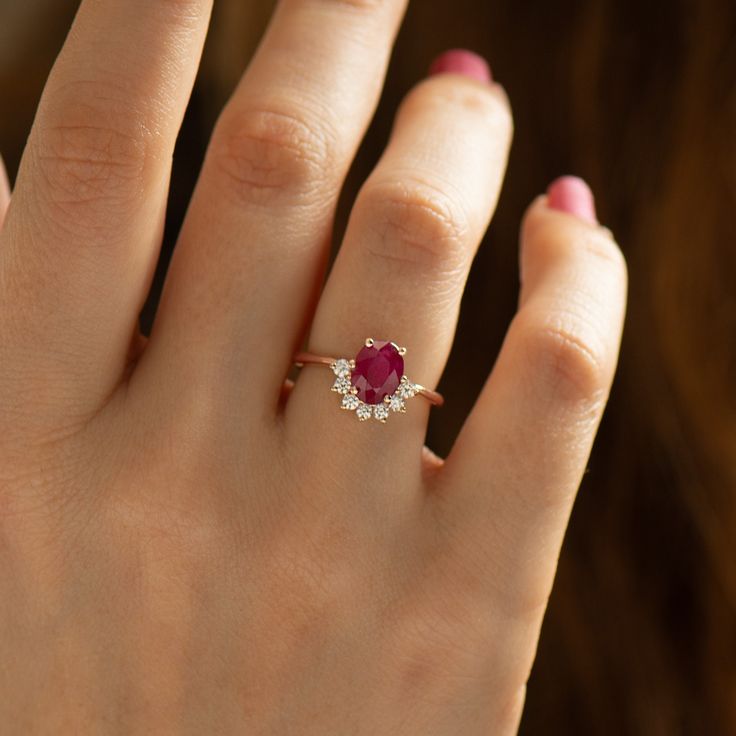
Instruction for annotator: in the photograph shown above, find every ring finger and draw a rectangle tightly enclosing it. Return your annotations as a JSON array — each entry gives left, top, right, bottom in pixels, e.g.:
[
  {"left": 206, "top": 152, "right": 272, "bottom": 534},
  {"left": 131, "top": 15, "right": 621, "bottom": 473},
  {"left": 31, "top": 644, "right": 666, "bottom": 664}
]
[{"left": 288, "top": 52, "right": 512, "bottom": 465}]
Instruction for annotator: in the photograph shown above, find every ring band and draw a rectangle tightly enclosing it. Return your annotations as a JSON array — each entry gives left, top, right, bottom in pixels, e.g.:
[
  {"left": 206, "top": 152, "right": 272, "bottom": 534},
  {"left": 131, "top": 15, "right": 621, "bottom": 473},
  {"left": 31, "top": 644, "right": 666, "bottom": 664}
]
[
  {"left": 294, "top": 338, "right": 444, "bottom": 423},
  {"left": 294, "top": 352, "right": 444, "bottom": 406}
]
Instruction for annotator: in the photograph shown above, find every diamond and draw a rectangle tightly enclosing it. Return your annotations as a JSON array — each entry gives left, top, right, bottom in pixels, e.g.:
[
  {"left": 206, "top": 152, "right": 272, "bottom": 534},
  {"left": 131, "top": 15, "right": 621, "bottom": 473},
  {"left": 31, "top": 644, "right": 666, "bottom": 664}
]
[
  {"left": 373, "top": 403, "right": 389, "bottom": 422},
  {"left": 396, "top": 379, "right": 416, "bottom": 399},
  {"left": 388, "top": 394, "right": 405, "bottom": 412},
  {"left": 351, "top": 340, "right": 404, "bottom": 405},
  {"left": 341, "top": 394, "right": 359, "bottom": 410},
  {"left": 332, "top": 358, "right": 351, "bottom": 378},
  {"left": 332, "top": 376, "right": 351, "bottom": 394},
  {"left": 356, "top": 403, "right": 372, "bottom": 421}
]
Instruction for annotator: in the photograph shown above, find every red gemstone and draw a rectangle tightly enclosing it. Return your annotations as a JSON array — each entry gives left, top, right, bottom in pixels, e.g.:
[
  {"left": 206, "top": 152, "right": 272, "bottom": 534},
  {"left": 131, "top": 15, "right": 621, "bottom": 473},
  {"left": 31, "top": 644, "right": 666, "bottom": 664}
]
[{"left": 351, "top": 340, "right": 404, "bottom": 405}]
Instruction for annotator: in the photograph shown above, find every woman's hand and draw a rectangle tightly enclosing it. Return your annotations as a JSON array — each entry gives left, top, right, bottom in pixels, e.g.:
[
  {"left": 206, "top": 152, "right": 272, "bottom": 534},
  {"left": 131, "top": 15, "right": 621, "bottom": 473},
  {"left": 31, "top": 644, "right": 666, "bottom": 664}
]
[{"left": 0, "top": 1, "right": 626, "bottom": 733}]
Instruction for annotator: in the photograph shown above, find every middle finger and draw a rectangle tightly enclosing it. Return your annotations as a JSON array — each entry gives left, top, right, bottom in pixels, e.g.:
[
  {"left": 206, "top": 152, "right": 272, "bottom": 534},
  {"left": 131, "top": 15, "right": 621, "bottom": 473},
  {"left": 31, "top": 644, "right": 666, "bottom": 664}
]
[{"left": 144, "top": 0, "right": 409, "bottom": 412}]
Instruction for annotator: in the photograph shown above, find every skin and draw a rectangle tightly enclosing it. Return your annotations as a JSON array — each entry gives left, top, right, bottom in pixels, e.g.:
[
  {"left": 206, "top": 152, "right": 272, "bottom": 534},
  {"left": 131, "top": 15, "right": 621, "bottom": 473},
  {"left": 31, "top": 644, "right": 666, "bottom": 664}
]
[{"left": 0, "top": 0, "right": 627, "bottom": 733}]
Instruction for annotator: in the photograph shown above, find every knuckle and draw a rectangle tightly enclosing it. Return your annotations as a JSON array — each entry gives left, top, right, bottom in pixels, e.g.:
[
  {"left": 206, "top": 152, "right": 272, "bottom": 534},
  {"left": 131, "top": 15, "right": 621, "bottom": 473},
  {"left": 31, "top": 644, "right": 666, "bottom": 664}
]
[
  {"left": 525, "top": 210, "right": 628, "bottom": 282},
  {"left": 406, "top": 75, "right": 513, "bottom": 137},
  {"left": 208, "top": 105, "right": 337, "bottom": 207},
  {"left": 34, "top": 123, "right": 147, "bottom": 228},
  {"left": 358, "top": 177, "right": 471, "bottom": 274},
  {"left": 587, "top": 228, "right": 628, "bottom": 280},
  {"left": 537, "top": 221, "right": 629, "bottom": 278},
  {"left": 33, "top": 87, "right": 150, "bottom": 223},
  {"left": 517, "top": 310, "right": 611, "bottom": 405}
]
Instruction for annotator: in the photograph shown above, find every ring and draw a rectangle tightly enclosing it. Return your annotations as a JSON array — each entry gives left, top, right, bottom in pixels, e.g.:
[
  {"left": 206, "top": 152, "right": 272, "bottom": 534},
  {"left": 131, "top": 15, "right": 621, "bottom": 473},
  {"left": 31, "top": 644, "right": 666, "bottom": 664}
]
[{"left": 294, "top": 338, "right": 444, "bottom": 423}]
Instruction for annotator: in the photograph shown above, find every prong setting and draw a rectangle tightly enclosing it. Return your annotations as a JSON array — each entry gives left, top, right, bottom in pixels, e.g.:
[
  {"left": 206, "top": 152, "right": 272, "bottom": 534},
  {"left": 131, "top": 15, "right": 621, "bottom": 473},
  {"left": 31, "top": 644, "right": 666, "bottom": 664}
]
[{"left": 329, "top": 339, "right": 420, "bottom": 423}]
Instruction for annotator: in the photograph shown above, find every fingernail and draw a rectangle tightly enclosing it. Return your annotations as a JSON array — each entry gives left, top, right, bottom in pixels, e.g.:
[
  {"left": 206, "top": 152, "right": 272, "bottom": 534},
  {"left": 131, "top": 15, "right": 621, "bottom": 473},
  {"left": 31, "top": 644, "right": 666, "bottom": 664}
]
[
  {"left": 428, "top": 49, "right": 492, "bottom": 84},
  {"left": 546, "top": 176, "right": 597, "bottom": 225}
]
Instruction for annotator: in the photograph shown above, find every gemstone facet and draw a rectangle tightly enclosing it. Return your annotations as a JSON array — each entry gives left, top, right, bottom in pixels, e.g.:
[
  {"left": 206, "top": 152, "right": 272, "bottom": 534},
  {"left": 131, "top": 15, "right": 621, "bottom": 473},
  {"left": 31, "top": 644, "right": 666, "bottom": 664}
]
[{"left": 351, "top": 340, "right": 404, "bottom": 405}]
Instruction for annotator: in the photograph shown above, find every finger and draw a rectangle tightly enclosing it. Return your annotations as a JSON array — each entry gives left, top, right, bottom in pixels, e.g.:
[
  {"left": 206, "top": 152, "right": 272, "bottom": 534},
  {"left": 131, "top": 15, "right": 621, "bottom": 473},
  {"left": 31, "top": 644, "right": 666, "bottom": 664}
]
[
  {"left": 287, "top": 52, "right": 512, "bottom": 457},
  {"left": 0, "top": 154, "right": 10, "bottom": 228},
  {"left": 143, "top": 0, "right": 409, "bottom": 411},
  {"left": 0, "top": 0, "right": 212, "bottom": 420},
  {"left": 437, "top": 179, "right": 627, "bottom": 621}
]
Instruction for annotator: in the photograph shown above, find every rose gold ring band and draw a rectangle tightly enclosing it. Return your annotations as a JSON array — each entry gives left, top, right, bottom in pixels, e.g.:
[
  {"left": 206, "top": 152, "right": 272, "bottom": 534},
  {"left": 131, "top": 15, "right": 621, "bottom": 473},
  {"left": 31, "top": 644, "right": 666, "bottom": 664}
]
[{"left": 294, "top": 351, "right": 444, "bottom": 407}]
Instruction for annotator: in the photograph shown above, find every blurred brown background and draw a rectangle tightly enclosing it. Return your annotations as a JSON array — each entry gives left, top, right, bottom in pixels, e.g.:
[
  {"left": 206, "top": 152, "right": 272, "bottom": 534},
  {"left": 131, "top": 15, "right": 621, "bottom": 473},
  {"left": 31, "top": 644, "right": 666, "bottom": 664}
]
[{"left": 1, "top": 0, "right": 735, "bottom": 733}]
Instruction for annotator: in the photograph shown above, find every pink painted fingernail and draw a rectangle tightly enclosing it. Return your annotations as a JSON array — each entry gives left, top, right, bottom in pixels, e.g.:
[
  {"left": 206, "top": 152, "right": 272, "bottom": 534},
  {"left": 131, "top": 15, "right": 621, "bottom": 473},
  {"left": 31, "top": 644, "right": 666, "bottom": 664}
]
[
  {"left": 428, "top": 49, "right": 492, "bottom": 84},
  {"left": 546, "top": 176, "right": 597, "bottom": 225}
]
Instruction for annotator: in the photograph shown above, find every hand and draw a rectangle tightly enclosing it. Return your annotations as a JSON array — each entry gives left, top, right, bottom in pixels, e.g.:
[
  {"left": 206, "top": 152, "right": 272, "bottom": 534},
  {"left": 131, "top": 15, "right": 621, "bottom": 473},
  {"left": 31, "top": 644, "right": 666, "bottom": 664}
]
[{"left": 0, "top": 1, "right": 626, "bottom": 733}]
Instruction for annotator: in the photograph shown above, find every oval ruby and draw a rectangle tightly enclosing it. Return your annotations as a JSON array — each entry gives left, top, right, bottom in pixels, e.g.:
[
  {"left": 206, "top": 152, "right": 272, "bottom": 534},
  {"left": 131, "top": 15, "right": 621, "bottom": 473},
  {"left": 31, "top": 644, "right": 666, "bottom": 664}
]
[{"left": 351, "top": 340, "right": 404, "bottom": 405}]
